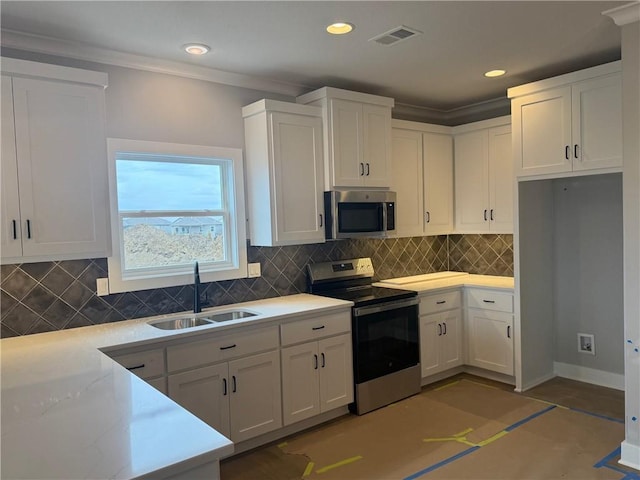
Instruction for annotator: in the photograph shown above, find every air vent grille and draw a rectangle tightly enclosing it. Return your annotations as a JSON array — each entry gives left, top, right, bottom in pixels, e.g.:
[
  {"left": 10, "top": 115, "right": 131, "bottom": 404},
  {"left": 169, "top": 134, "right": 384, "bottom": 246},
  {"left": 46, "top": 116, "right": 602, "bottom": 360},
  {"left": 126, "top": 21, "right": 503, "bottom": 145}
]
[{"left": 370, "top": 25, "right": 422, "bottom": 46}]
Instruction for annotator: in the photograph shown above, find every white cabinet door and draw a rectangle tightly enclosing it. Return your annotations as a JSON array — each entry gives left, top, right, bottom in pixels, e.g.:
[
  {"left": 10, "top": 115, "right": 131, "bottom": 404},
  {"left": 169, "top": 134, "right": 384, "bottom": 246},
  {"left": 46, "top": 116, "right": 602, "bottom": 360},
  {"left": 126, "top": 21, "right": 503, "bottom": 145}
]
[
  {"left": 330, "top": 98, "right": 363, "bottom": 187},
  {"left": 318, "top": 333, "right": 353, "bottom": 412},
  {"left": 168, "top": 363, "right": 231, "bottom": 439},
  {"left": 440, "top": 309, "right": 463, "bottom": 370},
  {"left": 455, "top": 130, "right": 490, "bottom": 232},
  {"left": 1, "top": 75, "right": 22, "bottom": 259},
  {"left": 229, "top": 350, "right": 282, "bottom": 442},
  {"left": 281, "top": 342, "right": 320, "bottom": 426},
  {"left": 271, "top": 111, "right": 325, "bottom": 244},
  {"left": 362, "top": 103, "right": 391, "bottom": 187},
  {"left": 420, "top": 313, "right": 441, "bottom": 377},
  {"left": 513, "top": 86, "right": 572, "bottom": 176},
  {"left": 467, "top": 309, "right": 514, "bottom": 375},
  {"left": 10, "top": 77, "right": 109, "bottom": 259},
  {"left": 572, "top": 74, "right": 622, "bottom": 171},
  {"left": 391, "top": 128, "right": 424, "bottom": 237},
  {"left": 423, "top": 133, "right": 454, "bottom": 235},
  {"left": 488, "top": 125, "right": 513, "bottom": 233},
  {"left": 420, "top": 309, "right": 462, "bottom": 377}
]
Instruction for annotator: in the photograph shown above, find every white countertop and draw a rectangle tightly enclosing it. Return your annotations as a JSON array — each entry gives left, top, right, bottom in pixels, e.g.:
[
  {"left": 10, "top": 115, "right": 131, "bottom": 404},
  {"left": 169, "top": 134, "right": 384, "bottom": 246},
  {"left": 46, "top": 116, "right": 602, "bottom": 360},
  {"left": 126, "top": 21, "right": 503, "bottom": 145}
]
[
  {"left": 0, "top": 294, "right": 352, "bottom": 480},
  {"left": 375, "top": 271, "right": 514, "bottom": 293}
]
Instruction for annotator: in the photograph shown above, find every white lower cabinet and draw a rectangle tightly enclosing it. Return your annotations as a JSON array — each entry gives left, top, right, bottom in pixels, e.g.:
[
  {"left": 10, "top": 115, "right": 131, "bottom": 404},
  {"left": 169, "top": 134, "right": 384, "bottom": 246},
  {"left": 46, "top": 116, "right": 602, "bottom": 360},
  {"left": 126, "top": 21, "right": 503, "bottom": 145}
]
[
  {"left": 280, "top": 312, "right": 353, "bottom": 426},
  {"left": 419, "top": 290, "right": 463, "bottom": 377},
  {"left": 166, "top": 325, "right": 282, "bottom": 443},
  {"left": 465, "top": 289, "right": 514, "bottom": 376}
]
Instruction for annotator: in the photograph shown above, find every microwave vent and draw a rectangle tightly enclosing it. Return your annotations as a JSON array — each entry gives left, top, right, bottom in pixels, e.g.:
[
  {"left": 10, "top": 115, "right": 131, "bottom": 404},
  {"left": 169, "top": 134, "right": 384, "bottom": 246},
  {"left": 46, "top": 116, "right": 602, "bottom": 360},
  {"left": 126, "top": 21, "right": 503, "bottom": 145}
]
[{"left": 370, "top": 26, "right": 422, "bottom": 46}]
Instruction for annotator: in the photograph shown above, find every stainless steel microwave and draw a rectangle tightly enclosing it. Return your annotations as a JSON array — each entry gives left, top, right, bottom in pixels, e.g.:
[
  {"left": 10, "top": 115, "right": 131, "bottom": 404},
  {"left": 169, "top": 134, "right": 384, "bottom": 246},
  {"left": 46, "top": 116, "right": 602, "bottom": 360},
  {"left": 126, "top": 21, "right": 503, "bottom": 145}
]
[{"left": 324, "top": 190, "right": 396, "bottom": 239}]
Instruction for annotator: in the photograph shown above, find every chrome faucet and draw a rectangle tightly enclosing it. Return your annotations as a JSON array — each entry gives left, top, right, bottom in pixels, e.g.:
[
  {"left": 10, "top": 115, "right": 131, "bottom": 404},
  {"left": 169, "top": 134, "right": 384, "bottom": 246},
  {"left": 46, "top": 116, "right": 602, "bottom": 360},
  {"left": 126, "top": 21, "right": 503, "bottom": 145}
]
[{"left": 193, "top": 261, "right": 202, "bottom": 314}]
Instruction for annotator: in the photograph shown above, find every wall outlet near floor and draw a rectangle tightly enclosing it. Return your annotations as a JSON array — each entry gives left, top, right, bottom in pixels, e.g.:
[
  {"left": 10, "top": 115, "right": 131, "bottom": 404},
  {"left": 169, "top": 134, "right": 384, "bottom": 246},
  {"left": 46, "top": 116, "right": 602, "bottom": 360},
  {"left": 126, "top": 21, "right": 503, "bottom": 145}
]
[
  {"left": 578, "top": 333, "right": 595, "bottom": 355},
  {"left": 247, "top": 262, "right": 261, "bottom": 278},
  {"left": 96, "top": 278, "right": 110, "bottom": 296}
]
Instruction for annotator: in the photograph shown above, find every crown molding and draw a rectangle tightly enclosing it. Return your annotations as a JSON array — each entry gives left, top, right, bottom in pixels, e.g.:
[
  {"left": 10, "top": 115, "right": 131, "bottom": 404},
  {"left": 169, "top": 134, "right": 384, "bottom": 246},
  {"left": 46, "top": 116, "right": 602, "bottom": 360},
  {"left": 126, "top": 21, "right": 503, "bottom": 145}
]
[
  {"left": 393, "top": 96, "right": 511, "bottom": 126},
  {"left": 603, "top": 2, "right": 640, "bottom": 26},
  {"left": 0, "top": 29, "right": 305, "bottom": 97}
]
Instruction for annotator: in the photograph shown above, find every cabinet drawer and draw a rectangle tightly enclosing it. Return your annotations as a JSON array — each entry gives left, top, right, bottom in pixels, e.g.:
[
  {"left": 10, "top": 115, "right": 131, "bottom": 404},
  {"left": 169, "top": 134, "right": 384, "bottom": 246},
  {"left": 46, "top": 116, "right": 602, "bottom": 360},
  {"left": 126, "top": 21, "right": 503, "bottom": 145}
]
[
  {"left": 167, "top": 325, "right": 279, "bottom": 373},
  {"left": 111, "top": 349, "right": 165, "bottom": 379},
  {"left": 281, "top": 311, "right": 351, "bottom": 346},
  {"left": 420, "top": 290, "right": 461, "bottom": 315},
  {"left": 466, "top": 289, "right": 513, "bottom": 313}
]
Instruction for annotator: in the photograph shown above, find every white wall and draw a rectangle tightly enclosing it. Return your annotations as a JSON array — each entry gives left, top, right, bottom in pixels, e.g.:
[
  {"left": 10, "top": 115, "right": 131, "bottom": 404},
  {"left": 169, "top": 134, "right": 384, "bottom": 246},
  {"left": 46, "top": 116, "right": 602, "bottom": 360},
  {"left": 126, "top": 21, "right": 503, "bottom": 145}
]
[{"left": 552, "top": 174, "right": 623, "bottom": 374}]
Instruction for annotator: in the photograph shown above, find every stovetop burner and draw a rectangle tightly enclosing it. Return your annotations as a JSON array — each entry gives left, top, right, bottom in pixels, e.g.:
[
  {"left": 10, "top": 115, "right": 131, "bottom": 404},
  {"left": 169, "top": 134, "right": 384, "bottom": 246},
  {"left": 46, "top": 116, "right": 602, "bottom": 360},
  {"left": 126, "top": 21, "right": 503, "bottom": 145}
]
[{"left": 306, "top": 258, "right": 417, "bottom": 307}]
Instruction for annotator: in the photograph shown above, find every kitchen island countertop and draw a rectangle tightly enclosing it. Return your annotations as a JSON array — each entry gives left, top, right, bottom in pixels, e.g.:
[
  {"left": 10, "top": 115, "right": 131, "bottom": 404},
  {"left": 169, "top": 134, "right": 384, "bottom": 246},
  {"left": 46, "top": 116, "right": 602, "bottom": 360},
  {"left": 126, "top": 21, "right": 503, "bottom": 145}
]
[{"left": 0, "top": 293, "right": 352, "bottom": 480}]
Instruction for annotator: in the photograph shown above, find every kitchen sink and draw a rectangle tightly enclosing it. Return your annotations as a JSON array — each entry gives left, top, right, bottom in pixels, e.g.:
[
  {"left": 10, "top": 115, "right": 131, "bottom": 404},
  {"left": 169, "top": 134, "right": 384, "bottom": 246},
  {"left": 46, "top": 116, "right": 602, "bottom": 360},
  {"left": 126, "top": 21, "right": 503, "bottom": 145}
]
[
  {"left": 148, "top": 310, "right": 258, "bottom": 329},
  {"left": 202, "top": 310, "right": 257, "bottom": 323},
  {"left": 148, "top": 317, "right": 214, "bottom": 330}
]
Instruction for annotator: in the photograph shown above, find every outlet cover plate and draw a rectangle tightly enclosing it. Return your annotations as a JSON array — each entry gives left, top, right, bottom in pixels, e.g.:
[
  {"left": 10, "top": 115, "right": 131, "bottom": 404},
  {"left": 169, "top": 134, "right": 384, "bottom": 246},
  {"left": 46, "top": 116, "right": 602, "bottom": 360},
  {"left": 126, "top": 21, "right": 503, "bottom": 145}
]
[{"left": 248, "top": 263, "right": 261, "bottom": 278}]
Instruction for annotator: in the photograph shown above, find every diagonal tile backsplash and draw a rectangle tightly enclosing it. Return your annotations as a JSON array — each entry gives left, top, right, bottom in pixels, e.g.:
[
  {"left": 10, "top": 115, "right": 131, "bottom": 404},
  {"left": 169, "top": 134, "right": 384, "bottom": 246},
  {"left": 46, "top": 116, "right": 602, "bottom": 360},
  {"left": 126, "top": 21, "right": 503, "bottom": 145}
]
[{"left": 0, "top": 234, "right": 512, "bottom": 337}]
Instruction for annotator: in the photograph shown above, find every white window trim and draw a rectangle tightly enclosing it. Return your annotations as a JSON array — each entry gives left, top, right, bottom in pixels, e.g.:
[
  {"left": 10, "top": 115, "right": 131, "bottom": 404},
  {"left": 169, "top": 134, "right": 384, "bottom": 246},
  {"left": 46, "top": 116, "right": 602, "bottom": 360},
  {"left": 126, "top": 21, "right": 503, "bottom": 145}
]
[{"left": 106, "top": 138, "right": 247, "bottom": 294}]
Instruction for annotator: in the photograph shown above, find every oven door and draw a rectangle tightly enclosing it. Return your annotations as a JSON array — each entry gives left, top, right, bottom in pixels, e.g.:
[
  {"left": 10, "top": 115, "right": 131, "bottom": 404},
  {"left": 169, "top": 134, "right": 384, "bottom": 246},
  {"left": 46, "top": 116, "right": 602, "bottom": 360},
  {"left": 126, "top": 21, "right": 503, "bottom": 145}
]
[{"left": 352, "top": 297, "right": 419, "bottom": 384}]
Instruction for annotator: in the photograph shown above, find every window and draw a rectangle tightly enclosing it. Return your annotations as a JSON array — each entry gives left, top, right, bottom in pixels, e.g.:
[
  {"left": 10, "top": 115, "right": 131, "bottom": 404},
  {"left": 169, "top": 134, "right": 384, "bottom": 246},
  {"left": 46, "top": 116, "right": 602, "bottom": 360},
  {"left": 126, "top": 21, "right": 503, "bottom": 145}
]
[{"left": 106, "top": 139, "right": 247, "bottom": 293}]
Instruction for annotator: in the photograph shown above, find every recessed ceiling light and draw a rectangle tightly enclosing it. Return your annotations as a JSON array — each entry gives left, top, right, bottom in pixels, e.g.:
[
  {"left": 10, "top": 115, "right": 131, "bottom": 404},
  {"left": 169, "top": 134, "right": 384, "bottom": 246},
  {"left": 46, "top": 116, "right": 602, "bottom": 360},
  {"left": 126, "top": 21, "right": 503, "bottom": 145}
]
[
  {"left": 183, "top": 43, "right": 211, "bottom": 55},
  {"left": 326, "top": 22, "right": 354, "bottom": 35},
  {"left": 484, "top": 69, "right": 506, "bottom": 78}
]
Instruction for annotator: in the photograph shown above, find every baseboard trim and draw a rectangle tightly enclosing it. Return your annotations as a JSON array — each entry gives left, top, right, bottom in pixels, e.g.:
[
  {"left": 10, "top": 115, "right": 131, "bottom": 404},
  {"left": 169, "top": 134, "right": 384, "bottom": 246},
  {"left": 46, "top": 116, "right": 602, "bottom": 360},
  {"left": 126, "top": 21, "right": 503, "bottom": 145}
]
[
  {"left": 553, "top": 362, "right": 624, "bottom": 391},
  {"left": 516, "top": 371, "right": 557, "bottom": 393},
  {"left": 620, "top": 440, "right": 640, "bottom": 471}
]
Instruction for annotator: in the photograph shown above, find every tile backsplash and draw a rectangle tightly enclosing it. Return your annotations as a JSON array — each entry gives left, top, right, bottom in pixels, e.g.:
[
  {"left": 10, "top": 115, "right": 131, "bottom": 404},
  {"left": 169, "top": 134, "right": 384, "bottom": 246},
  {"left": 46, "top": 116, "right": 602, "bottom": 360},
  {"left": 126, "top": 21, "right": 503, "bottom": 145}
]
[{"left": 1, "top": 234, "right": 512, "bottom": 337}]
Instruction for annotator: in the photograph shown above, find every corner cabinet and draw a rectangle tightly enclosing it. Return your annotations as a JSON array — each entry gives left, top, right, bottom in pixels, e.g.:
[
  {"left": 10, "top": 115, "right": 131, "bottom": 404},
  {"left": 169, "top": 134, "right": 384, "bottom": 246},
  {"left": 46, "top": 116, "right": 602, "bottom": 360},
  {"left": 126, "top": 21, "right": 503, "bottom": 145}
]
[
  {"left": 297, "top": 87, "right": 394, "bottom": 189},
  {"left": 509, "top": 61, "right": 622, "bottom": 178},
  {"left": 1, "top": 58, "right": 110, "bottom": 264},
  {"left": 419, "top": 290, "right": 463, "bottom": 377},
  {"left": 243, "top": 99, "right": 325, "bottom": 246},
  {"left": 465, "top": 288, "right": 514, "bottom": 376},
  {"left": 454, "top": 117, "right": 513, "bottom": 233},
  {"left": 280, "top": 311, "right": 353, "bottom": 426},
  {"left": 391, "top": 120, "right": 454, "bottom": 237}
]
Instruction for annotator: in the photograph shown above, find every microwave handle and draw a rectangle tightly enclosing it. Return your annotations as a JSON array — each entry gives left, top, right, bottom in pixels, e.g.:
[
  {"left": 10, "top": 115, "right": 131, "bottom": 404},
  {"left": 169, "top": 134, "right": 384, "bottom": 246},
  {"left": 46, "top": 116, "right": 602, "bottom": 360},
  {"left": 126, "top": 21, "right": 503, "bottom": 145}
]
[{"left": 381, "top": 203, "right": 387, "bottom": 232}]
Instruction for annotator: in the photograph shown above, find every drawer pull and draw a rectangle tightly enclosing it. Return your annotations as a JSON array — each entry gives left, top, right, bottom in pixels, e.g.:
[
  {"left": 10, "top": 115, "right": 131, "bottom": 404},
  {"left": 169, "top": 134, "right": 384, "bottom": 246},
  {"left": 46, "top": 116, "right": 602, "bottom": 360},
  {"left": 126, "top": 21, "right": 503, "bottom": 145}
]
[
  {"left": 220, "top": 344, "right": 237, "bottom": 350},
  {"left": 312, "top": 325, "right": 325, "bottom": 331},
  {"left": 483, "top": 300, "right": 496, "bottom": 304},
  {"left": 126, "top": 364, "right": 145, "bottom": 371},
  {"left": 436, "top": 300, "right": 446, "bottom": 305}
]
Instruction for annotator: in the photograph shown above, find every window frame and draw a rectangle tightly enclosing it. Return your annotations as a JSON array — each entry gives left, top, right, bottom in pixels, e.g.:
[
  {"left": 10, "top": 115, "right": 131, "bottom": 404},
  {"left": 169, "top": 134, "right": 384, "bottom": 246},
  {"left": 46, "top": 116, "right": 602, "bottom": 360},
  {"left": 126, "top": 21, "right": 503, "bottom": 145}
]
[{"left": 106, "top": 138, "right": 247, "bottom": 294}]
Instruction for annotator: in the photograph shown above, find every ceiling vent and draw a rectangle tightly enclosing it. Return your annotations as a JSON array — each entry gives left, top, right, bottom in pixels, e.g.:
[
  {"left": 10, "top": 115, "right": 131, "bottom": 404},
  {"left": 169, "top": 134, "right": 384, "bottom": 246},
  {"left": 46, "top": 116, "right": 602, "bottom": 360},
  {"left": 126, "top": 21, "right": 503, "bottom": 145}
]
[{"left": 370, "top": 25, "right": 422, "bottom": 46}]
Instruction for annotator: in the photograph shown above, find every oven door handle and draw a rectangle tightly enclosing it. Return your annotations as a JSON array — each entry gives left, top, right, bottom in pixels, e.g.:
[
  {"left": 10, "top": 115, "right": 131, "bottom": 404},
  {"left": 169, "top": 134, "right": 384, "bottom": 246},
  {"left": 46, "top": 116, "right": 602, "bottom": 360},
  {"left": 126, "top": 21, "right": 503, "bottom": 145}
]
[{"left": 353, "top": 296, "right": 419, "bottom": 317}]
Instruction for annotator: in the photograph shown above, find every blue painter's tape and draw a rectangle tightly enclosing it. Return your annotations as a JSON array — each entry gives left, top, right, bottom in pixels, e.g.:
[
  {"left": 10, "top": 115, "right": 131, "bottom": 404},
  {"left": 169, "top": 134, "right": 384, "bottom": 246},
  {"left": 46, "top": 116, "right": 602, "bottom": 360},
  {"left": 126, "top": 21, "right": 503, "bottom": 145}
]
[
  {"left": 632, "top": 417, "right": 638, "bottom": 422},
  {"left": 594, "top": 446, "right": 621, "bottom": 468},
  {"left": 569, "top": 407, "right": 624, "bottom": 424},
  {"left": 403, "top": 447, "right": 481, "bottom": 480},
  {"left": 505, "top": 405, "right": 557, "bottom": 432},
  {"left": 621, "top": 471, "right": 640, "bottom": 480}
]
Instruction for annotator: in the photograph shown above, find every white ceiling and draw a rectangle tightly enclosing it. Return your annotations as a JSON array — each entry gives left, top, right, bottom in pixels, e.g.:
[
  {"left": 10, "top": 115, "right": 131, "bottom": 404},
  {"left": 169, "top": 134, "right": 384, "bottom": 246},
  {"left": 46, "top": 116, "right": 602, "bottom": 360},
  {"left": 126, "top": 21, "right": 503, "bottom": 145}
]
[{"left": 0, "top": 1, "right": 626, "bottom": 123}]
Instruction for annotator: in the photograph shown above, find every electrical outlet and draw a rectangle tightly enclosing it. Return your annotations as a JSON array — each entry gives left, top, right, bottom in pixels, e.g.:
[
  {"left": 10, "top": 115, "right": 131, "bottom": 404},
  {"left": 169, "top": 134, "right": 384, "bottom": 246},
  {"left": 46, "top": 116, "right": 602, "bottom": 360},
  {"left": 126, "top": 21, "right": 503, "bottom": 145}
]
[
  {"left": 248, "top": 262, "right": 261, "bottom": 278},
  {"left": 578, "top": 333, "right": 595, "bottom": 355},
  {"left": 96, "top": 278, "right": 110, "bottom": 296}
]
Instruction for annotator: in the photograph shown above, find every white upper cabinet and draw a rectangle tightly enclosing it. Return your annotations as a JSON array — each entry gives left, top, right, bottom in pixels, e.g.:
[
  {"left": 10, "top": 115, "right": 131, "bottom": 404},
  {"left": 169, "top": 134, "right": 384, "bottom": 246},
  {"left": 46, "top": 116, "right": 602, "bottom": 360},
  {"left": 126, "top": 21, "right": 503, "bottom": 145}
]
[
  {"left": 509, "top": 61, "right": 622, "bottom": 178},
  {"left": 297, "top": 87, "right": 394, "bottom": 189},
  {"left": 454, "top": 117, "right": 513, "bottom": 233},
  {"left": 391, "top": 120, "right": 453, "bottom": 237},
  {"left": 1, "top": 59, "right": 110, "bottom": 264},
  {"left": 243, "top": 99, "right": 325, "bottom": 246}
]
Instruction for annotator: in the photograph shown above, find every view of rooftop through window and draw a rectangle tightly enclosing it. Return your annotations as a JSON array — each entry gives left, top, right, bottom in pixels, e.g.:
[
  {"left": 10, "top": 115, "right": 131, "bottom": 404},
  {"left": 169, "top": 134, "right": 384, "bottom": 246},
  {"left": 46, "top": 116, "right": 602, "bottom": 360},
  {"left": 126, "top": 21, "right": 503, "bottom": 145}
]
[{"left": 116, "top": 156, "right": 228, "bottom": 271}]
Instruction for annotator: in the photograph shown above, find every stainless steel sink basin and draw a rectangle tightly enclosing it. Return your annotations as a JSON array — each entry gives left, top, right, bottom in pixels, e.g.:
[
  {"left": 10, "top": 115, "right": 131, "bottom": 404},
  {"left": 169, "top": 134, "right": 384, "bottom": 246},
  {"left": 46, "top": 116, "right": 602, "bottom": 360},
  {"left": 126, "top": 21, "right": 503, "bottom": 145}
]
[
  {"left": 148, "top": 310, "right": 258, "bottom": 329},
  {"left": 203, "top": 310, "right": 257, "bottom": 323},
  {"left": 149, "top": 317, "right": 214, "bottom": 330}
]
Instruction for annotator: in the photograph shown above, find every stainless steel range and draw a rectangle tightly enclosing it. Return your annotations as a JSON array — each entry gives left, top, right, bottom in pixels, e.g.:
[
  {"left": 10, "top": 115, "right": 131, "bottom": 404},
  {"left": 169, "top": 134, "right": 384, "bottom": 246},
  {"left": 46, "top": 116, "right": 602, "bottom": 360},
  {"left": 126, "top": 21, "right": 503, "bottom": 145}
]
[{"left": 307, "top": 258, "right": 421, "bottom": 415}]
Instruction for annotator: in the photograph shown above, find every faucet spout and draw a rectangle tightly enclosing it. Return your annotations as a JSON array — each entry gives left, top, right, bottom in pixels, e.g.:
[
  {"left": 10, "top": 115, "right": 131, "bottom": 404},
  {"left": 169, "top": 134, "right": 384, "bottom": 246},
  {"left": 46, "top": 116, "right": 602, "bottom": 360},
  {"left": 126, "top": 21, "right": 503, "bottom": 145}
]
[{"left": 193, "top": 261, "right": 201, "bottom": 314}]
